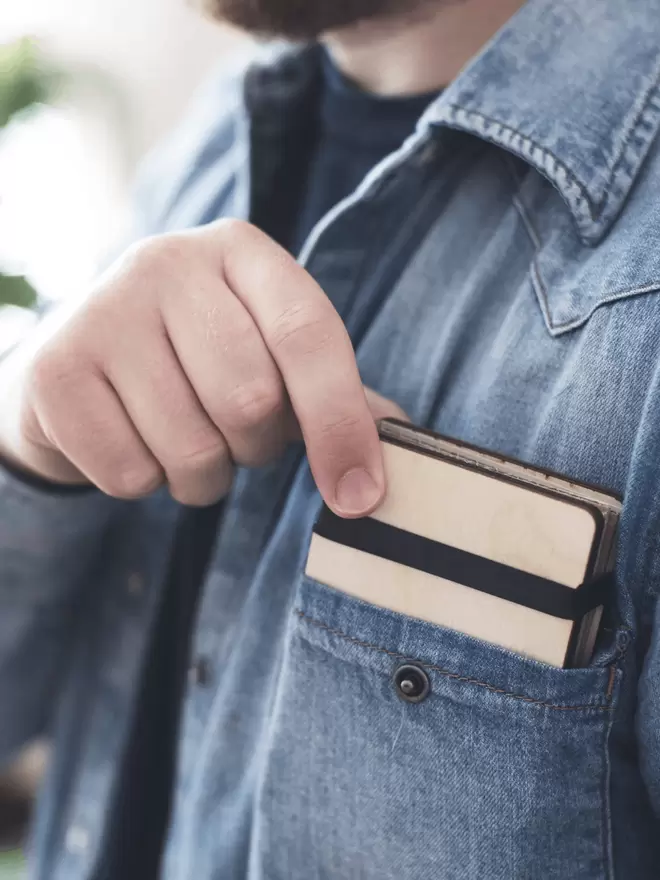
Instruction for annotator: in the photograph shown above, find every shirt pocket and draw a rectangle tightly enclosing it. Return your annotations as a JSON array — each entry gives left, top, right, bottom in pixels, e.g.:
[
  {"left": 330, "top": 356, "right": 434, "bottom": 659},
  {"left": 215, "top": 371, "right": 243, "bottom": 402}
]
[{"left": 255, "top": 573, "right": 623, "bottom": 880}]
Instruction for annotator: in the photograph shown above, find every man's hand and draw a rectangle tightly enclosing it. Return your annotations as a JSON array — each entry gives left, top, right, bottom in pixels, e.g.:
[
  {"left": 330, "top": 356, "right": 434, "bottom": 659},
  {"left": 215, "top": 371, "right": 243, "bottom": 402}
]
[{"left": 0, "top": 221, "right": 405, "bottom": 516}]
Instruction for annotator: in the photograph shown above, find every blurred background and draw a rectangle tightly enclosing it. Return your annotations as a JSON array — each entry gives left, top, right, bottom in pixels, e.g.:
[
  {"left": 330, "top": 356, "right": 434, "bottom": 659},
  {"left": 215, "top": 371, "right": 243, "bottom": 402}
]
[
  {"left": 0, "top": 0, "right": 247, "bottom": 872},
  {"left": 0, "top": 0, "right": 248, "bottom": 350}
]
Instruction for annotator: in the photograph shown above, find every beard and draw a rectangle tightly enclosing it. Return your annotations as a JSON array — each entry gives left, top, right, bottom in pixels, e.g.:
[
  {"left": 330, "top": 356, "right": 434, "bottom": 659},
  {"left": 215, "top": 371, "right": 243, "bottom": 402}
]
[{"left": 198, "top": 0, "right": 426, "bottom": 40}]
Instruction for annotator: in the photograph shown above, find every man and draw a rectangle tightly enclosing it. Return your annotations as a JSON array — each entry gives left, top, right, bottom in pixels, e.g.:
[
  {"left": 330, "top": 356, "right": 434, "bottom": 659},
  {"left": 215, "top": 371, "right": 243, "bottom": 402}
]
[{"left": 1, "top": 0, "right": 660, "bottom": 876}]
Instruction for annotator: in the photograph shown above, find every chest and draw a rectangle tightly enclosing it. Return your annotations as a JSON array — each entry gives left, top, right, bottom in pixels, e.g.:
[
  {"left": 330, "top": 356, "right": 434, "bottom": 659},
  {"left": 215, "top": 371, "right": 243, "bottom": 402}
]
[
  {"left": 191, "top": 131, "right": 660, "bottom": 666},
  {"left": 301, "top": 139, "right": 657, "bottom": 497},
  {"left": 159, "top": 128, "right": 660, "bottom": 880}
]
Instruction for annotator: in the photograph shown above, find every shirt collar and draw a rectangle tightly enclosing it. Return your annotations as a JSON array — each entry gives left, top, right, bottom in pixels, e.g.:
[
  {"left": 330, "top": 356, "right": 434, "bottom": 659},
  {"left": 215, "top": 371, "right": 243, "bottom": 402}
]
[
  {"left": 424, "top": 0, "right": 660, "bottom": 244},
  {"left": 246, "top": 0, "right": 660, "bottom": 244}
]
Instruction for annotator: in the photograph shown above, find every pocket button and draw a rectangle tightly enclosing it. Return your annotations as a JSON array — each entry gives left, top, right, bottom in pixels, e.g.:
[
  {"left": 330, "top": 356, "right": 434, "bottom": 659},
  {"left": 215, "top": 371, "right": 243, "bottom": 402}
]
[{"left": 393, "top": 664, "right": 430, "bottom": 703}]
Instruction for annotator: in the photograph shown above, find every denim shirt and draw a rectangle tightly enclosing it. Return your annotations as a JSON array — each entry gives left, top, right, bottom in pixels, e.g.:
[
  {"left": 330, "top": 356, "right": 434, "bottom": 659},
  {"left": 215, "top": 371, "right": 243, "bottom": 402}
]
[{"left": 4, "top": 0, "right": 660, "bottom": 877}]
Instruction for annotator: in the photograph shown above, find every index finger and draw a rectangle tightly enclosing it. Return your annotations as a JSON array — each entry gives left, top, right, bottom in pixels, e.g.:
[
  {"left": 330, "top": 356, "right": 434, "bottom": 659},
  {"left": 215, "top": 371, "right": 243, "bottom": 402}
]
[{"left": 203, "top": 220, "right": 385, "bottom": 518}]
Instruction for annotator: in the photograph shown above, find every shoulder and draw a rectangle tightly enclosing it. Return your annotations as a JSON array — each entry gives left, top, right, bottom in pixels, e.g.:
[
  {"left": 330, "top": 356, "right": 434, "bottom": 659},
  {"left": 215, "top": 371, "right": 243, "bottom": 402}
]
[
  {"left": 131, "top": 45, "right": 256, "bottom": 238},
  {"left": 130, "top": 41, "right": 320, "bottom": 238}
]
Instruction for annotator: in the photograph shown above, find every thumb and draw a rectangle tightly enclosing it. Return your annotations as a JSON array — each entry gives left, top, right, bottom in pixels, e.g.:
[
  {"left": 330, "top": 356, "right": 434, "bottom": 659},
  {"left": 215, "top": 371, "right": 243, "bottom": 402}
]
[{"left": 364, "top": 387, "right": 409, "bottom": 424}]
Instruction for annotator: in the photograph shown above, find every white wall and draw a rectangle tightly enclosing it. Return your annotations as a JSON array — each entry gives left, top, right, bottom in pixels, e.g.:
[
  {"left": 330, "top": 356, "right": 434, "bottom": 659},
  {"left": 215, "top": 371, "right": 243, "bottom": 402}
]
[
  {"left": 1, "top": 0, "right": 247, "bottom": 164},
  {"left": 0, "top": 0, "right": 248, "bottom": 317}
]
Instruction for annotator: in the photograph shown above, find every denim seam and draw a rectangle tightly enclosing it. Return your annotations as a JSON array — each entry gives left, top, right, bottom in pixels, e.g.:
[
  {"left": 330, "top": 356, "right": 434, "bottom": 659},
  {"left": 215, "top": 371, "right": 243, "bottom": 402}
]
[
  {"left": 504, "top": 159, "right": 555, "bottom": 336},
  {"left": 505, "top": 155, "right": 660, "bottom": 336},
  {"left": 638, "top": 479, "right": 660, "bottom": 602},
  {"left": 602, "top": 683, "right": 617, "bottom": 880},
  {"left": 445, "top": 105, "right": 593, "bottom": 222},
  {"left": 594, "top": 76, "right": 660, "bottom": 217},
  {"left": 295, "top": 610, "right": 612, "bottom": 712},
  {"left": 446, "top": 68, "right": 660, "bottom": 242}
]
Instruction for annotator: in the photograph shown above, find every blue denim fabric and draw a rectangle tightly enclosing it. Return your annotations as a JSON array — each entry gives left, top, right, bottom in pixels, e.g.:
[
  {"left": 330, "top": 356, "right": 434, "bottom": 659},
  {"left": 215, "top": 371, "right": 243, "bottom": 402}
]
[{"left": 3, "top": 0, "right": 660, "bottom": 877}]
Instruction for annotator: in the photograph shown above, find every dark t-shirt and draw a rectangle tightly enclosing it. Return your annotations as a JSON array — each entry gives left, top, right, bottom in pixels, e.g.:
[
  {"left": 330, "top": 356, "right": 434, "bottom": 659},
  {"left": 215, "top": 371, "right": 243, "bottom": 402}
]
[
  {"left": 100, "top": 52, "right": 437, "bottom": 880},
  {"left": 290, "top": 51, "right": 439, "bottom": 254}
]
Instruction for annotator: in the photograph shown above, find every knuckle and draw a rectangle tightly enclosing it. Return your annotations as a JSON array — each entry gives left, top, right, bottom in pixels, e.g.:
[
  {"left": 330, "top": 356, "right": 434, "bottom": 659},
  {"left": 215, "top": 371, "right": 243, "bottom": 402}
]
[
  {"left": 168, "top": 486, "right": 202, "bottom": 507},
  {"left": 105, "top": 463, "right": 162, "bottom": 499},
  {"left": 224, "top": 379, "right": 284, "bottom": 431},
  {"left": 320, "top": 412, "right": 363, "bottom": 440},
  {"left": 313, "top": 413, "right": 367, "bottom": 470},
  {"left": 17, "top": 398, "right": 44, "bottom": 449},
  {"left": 29, "top": 352, "right": 56, "bottom": 398},
  {"left": 176, "top": 438, "right": 229, "bottom": 472},
  {"left": 215, "top": 217, "right": 256, "bottom": 249},
  {"left": 169, "top": 466, "right": 234, "bottom": 507},
  {"left": 126, "top": 234, "right": 189, "bottom": 281},
  {"left": 29, "top": 347, "right": 79, "bottom": 399},
  {"left": 17, "top": 396, "right": 47, "bottom": 446},
  {"left": 270, "top": 303, "right": 333, "bottom": 357}
]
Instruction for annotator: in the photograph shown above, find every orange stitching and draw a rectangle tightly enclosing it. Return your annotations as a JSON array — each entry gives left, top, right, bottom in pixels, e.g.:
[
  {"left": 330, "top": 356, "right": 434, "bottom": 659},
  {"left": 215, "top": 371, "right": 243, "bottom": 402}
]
[
  {"left": 295, "top": 610, "right": 611, "bottom": 713},
  {"left": 606, "top": 666, "right": 617, "bottom": 700}
]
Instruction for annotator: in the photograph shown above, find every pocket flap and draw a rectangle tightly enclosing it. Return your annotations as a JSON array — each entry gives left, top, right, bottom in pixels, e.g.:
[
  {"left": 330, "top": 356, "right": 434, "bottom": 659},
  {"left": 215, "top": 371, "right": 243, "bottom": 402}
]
[{"left": 512, "top": 161, "right": 660, "bottom": 336}]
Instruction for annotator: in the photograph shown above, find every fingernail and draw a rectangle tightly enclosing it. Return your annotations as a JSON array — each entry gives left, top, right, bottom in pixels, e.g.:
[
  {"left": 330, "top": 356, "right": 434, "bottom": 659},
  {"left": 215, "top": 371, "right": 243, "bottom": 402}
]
[{"left": 334, "top": 467, "right": 382, "bottom": 517}]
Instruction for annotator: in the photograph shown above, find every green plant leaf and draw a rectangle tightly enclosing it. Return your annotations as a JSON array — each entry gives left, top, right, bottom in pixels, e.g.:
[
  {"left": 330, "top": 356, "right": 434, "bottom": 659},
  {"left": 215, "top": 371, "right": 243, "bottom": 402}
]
[
  {"left": 0, "top": 38, "right": 56, "bottom": 128},
  {"left": 0, "top": 274, "right": 38, "bottom": 310}
]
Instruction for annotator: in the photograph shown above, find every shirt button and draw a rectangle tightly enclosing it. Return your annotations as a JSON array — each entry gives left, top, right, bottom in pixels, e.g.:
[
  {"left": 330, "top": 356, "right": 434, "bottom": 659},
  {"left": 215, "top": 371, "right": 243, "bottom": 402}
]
[
  {"left": 394, "top": 664, "right": 430, "bottom": 703},
  {"left": 65, "top": 824, "right": 89, "bottom": 853},
  {"left": 126, "top": 572, "right": 145, "bottom": 597},
  {"left": 188, "top": 656, "right": 211, "bottom": 687}
]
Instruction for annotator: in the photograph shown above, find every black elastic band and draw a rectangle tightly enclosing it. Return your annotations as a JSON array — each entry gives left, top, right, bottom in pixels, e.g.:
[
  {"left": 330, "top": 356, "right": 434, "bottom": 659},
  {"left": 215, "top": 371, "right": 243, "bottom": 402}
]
[{"left": 314, "top": 507, "right": 610, "bottom": 621}]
